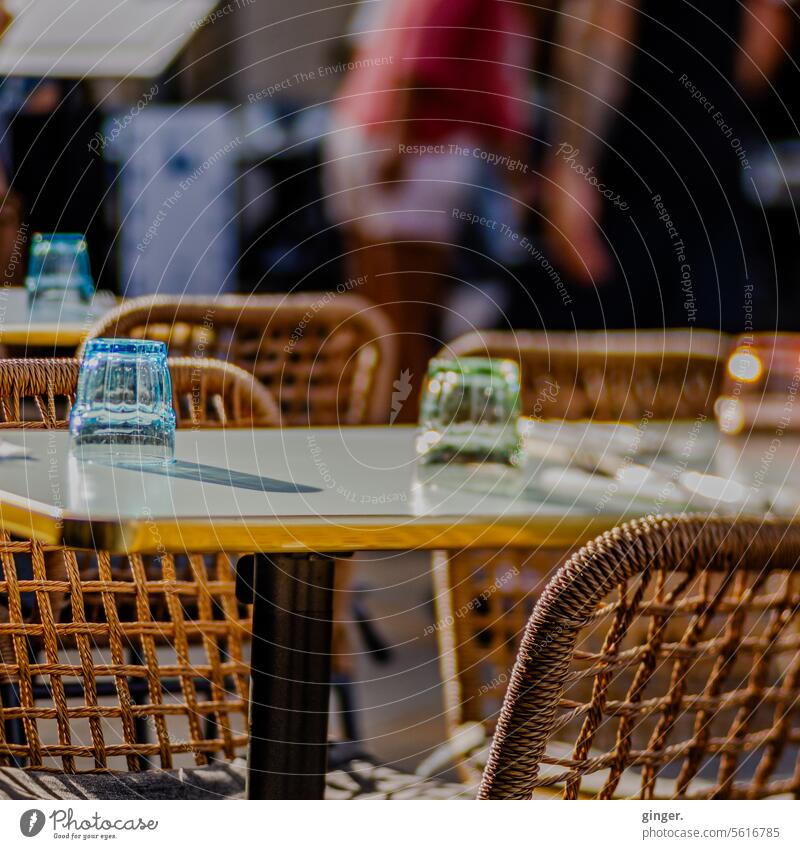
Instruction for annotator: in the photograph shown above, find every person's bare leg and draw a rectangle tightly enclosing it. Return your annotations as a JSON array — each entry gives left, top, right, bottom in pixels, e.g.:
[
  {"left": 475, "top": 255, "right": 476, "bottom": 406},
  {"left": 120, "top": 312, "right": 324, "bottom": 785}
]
[{"left": 345, "top": 233, "right": 449, "bottom": 423}]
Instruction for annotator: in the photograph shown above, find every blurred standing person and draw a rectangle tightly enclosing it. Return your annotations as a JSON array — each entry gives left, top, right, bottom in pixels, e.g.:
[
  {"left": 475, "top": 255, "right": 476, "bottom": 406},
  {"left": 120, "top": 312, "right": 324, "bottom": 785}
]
[
  {"left": 541, "top": 0, "right": 798, "bottom": 331},
  {"left": 325, "top": 0, "right": 534, "bottom": 419}
]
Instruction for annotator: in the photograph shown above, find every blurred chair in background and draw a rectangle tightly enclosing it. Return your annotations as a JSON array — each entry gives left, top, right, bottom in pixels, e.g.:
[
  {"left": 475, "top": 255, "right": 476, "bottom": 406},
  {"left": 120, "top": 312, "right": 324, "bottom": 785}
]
[
  {"left": 82, "top": 293, "right": 396, "bottom": 426},
  {"left": 443, "top": 328, "right": 731, "bottom": 420}
]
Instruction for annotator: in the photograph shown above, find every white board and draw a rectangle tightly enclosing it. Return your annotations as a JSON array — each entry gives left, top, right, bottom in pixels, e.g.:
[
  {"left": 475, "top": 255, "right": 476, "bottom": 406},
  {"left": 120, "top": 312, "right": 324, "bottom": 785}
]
[{"left": 110, "top": 104, "right": 240, "bottom": 297}]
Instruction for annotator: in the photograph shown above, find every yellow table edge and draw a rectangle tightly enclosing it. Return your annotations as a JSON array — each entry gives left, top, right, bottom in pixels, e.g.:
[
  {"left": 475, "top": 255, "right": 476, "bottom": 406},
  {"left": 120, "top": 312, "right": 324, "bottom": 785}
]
[
  {"left": 0, "top": 327, "right": 93, "bottom": 346},
  {"left": 0, "top": 497, "right": 621, "bottom": 554}
]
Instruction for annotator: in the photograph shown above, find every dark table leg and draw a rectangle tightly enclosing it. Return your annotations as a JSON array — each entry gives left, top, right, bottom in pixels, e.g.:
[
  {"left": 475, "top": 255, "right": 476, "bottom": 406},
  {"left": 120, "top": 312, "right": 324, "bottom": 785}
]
[{"left": 240, "top": 552, "right": 335, "bottom": 800}]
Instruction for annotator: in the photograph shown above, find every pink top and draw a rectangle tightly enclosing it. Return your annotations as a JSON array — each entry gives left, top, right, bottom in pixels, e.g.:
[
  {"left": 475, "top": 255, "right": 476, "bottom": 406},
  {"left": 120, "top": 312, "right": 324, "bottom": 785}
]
[{"left": 335, "top": 0, "right": 530, "bottom": 145}]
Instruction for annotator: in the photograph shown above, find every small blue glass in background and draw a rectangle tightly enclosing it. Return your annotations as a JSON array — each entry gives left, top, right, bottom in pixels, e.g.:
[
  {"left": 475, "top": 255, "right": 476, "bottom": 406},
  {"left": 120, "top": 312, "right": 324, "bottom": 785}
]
[
  {"left": 69, "top": 339, "right": 176, "bottom": 465},
  {"left": 25, "top": 233, "right": 95, "bottom": 303}
]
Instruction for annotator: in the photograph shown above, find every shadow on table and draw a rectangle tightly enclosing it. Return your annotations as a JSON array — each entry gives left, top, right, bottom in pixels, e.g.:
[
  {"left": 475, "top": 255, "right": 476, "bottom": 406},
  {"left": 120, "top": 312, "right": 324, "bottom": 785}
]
[{"left": 114, "top": 460, "right": 322, "bottom": 493}]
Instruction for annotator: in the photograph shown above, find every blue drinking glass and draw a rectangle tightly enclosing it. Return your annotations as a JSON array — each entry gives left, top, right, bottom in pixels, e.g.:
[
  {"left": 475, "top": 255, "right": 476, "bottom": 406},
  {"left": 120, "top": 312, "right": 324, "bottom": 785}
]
[
  {"left": 69, "top": 338, "right": 176, "bottom": 464},
  {"left": 25, "top": 233, "right": 95, "bottom": 303}
]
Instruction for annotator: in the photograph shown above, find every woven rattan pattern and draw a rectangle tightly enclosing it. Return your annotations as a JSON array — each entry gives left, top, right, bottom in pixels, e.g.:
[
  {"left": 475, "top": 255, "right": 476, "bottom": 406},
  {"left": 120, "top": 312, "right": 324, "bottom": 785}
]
[
  {"left": 479, "top": 515, "right": 800, "bottom": 799},
  {"left": 0, "top": 358, "right": 79, "bottom": 429},
  {"left": 81, "top": 295, "right": 398, "bottom": 689},
  {"left": 81, "top": 294, "right": 397, "bottom": 425},
  {"left": 166, "top": 358, "right": 279, "bottom": 427},
  {"left": 0, "top": 539, "right": 249, "bottom": 772}
]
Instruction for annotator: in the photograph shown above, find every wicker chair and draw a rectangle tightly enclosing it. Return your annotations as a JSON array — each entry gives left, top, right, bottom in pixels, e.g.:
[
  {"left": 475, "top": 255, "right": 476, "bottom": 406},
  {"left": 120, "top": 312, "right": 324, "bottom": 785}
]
[
  {"left": 0, "top": 357, "right": 279, "bottom": 429},
  {"left": 479, "top": 515, "right": 800, "bottom": 799},
  {"left": 0, "top": 536, "right": 251, "bottom": 774},
  {"left": 0, "top": 357, "right": 277, "bottom": 772},
  {"left": 0, "top": 357, "right": 433, "bottom": 795},
  {"left": 80, "top": 294, "right": 397, "bottom": 426},
  {"left": 431, "top": 329, "right": 733, "bottom": 782}
]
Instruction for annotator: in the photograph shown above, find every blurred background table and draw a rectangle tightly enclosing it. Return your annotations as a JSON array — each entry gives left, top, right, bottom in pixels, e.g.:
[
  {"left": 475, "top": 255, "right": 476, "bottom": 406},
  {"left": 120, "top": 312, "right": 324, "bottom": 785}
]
[{"left": 0, "top": 288, "right": 117, "bottom": 348}]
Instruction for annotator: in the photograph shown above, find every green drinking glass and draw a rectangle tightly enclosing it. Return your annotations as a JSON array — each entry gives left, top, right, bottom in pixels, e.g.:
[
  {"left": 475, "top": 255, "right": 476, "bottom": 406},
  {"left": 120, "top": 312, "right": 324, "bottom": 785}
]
[{"left": 416, "top": 357, "right": 524, "bottom": 466}]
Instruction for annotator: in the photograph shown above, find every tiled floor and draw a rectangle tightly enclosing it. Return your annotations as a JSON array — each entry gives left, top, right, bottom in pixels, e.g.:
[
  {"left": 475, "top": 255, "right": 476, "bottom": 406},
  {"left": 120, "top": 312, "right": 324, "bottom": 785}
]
[{"left": 333, "top": 550, "right": 447, "bottom": 772}]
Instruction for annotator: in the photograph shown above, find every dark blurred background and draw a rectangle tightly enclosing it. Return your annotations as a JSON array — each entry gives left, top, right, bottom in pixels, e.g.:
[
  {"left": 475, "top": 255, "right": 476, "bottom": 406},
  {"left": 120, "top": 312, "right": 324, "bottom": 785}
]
[{"left": 4, "top": 1, "right": 800, "bottom": 344}]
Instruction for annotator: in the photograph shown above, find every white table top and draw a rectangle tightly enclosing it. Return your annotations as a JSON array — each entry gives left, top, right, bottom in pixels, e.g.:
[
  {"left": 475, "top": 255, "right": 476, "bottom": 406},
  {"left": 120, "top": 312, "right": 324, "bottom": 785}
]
[
  {"left": 0, "top": 288, "right": 117, "bottom": 347},
  {"left": 0, "top": 422, "right": 797, "bottom": 553}
]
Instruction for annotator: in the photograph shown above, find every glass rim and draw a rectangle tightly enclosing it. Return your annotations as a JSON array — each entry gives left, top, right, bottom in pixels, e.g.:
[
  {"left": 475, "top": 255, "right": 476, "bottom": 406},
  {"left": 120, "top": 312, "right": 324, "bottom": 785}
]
[
  {"left": 82, "top": 337, "right": 168, "bottom": 356},
  {"left": 31, "top": 232, "right": 88, "bottom": 242},
  {"left": 427, "top": 356, "right": 520, "bottom": 378}
]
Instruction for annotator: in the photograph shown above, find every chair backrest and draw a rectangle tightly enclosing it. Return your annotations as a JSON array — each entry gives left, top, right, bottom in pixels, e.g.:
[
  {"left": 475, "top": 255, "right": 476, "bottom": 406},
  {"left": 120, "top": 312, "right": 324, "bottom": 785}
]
[
  {"left": 80, "top": 294, "right": 397, "bottom": 425},
  {"left": 167, "top": 357, "right": 279, "bottom": 428},
  {"left": 0, "top": 357, "right": 279, "bottom": 428},
  {"left": 479, "top": 515, "right": 800, "bottom": 799},
  {"left": 0, "top": 358, "right": 79, "bottom": 429},
  {"left": 444, "top": 329, "right": 731, "bottom": 421}
]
